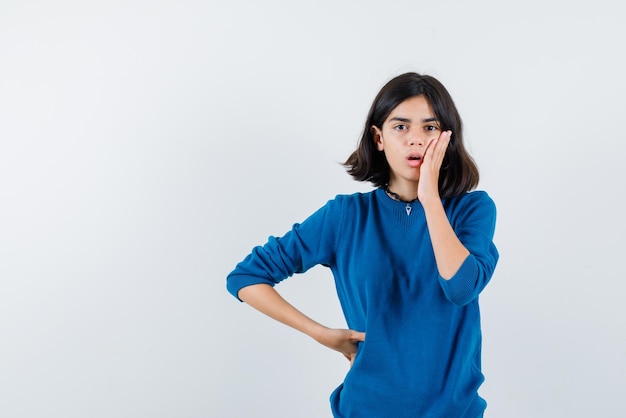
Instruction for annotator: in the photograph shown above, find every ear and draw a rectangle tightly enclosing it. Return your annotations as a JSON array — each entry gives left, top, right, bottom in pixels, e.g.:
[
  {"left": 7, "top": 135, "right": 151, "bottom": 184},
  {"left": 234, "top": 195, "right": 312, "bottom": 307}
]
[{"left": 371, "top": 126, "right": 384, "bottom": 151}]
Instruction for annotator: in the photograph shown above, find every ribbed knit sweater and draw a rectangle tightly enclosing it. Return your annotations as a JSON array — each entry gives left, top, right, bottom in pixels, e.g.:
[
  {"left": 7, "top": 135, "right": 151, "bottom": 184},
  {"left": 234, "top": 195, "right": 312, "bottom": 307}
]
[{"left": 227, "top": 188, "right": 499, "bottom": 418}]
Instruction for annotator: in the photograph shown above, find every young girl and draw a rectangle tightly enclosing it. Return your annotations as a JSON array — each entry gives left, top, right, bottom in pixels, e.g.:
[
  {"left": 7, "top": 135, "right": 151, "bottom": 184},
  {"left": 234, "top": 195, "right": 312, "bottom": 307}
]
[{"left": 226, "top": 72, "right": 499, "bottom": 418}]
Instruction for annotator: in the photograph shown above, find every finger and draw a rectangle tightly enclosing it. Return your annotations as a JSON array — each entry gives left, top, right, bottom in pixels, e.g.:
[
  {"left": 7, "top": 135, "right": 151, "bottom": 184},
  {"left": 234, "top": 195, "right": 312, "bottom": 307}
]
[
  {"left": 424, "top": 137, "right": 438, "bottom": 159},
  {"left": 440, "top": 131, "right": 452, "bottom": 152},
  {"left": 438, "top": 129, "right": 452, "bottom": 141},
  {"left": 351, "top": 331, "right": 366, "bottom": 342},
  {"left": 424, "top": 138, "right": 438, "bottom": 162},
  {"left": 429, "top": 131, "right": 451, "bottom": 162}
]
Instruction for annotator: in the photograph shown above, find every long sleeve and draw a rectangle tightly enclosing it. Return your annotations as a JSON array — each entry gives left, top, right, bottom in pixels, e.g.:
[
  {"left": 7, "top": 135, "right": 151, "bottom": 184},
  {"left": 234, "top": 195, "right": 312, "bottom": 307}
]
[
  {"left": 226, "top": 199, "right": 342, "bottom": 301},
  {"left": 437, "top": 191, "right": 499, "bottom": 306}
]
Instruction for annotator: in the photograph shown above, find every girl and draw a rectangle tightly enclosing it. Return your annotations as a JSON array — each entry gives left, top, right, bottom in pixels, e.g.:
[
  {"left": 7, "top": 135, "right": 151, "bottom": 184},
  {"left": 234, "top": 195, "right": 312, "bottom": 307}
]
[{"left": 226, "top": 72, "right": 499, "bottom": 418}]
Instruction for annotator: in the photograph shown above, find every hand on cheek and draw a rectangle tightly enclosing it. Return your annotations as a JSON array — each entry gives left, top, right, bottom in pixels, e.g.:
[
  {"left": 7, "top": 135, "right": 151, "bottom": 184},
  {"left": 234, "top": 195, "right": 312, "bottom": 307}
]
[{"left": 418, "top": 130, "right": 452, "bottom": 202}]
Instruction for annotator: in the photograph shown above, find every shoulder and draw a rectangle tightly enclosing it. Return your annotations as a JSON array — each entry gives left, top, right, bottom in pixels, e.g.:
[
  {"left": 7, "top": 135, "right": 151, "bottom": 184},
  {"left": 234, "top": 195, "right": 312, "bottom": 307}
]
[
  {"left": 443, "top": 190, "right": 497, "bottom": 224},
  {"left": 300, "top": 190, "right": 376, "bottom": 225},
  {"left": 445, "top": 190, "right": 495, "bottom": 209},
  {"left": 326, "top": 190, "right": 377, "bottom": 208}
]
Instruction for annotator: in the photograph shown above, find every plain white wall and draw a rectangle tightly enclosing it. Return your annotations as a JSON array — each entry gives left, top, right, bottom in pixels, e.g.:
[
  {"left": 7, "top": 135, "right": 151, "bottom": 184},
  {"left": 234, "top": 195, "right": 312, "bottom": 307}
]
[{"left": 1, "top": 1, "right": 624, "bottom": 417}]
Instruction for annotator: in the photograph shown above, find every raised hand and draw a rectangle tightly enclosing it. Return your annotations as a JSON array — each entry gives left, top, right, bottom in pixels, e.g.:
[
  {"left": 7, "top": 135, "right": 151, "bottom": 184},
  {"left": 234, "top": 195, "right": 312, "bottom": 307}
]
[{"left": 417, "top": 130, "right": 452, "bottom": 204}]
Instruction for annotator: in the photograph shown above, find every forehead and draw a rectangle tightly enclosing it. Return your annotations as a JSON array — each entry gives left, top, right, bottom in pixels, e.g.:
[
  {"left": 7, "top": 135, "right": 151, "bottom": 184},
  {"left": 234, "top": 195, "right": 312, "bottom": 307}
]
[{"left": 387, "top": 95, "right": 435, "bottom": 119}]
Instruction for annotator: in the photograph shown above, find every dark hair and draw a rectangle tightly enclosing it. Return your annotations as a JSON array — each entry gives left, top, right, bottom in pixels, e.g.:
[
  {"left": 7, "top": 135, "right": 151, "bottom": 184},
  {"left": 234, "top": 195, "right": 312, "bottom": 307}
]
[{"left": 344, "top": 72, "right": 479, "bottom": 198}]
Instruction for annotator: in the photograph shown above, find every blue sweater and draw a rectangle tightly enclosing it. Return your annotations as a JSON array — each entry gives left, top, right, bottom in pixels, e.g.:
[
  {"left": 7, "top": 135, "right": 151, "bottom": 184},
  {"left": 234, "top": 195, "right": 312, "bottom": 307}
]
[{"left": 227, "top": 188, "right": 499, "bottom": 418}]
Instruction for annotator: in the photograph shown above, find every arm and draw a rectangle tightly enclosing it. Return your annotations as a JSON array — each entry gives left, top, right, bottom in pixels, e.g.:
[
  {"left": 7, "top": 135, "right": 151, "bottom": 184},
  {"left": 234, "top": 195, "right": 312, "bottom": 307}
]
[
  {"left": 418, "top": 131, "right": 499, "bottom": 305},
  {"left": 227, "top": 200, "right": 365, "bottom": 362},
  {"left": 421, "top": 198, "right": 470, "bottom": 279},
  {"left": 418, "top": 131, "right": 469, "bottom": 279},
  {"left": 238, "top": 283, "right": 365, "bottom": 364}
]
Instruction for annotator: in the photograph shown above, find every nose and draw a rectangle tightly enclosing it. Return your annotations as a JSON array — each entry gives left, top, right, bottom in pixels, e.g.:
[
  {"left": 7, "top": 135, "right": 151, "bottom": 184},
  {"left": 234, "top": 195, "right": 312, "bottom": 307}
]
[{"left": 408, "top": 134, "right": 426, "bottom": 147}]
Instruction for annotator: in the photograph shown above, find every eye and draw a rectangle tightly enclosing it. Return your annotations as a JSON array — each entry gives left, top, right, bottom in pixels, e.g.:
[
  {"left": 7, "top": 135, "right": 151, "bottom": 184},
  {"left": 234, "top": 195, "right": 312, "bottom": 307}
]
[
  {"left": 393, "top": 124, "right": 408, "bottom": 131},
  {"left": 425, "top": 125, "right": 440, "bottom": 131}
]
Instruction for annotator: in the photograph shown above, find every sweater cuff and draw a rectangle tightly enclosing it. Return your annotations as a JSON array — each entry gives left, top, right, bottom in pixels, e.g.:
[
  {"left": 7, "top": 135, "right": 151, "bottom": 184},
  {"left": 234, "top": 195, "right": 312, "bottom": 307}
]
[
  {"left": 437, "top": 254, "right": 480, "bottom": 306},
  {"left": 226, "top": 275, "right": 276, "bottom": 302}
]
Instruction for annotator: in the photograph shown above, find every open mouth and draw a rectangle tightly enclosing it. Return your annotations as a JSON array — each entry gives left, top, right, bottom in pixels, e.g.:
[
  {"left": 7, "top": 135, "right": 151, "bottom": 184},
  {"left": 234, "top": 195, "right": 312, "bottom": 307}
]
[{"left": 407, "top": 154, "right": 423, "bottom": 167}]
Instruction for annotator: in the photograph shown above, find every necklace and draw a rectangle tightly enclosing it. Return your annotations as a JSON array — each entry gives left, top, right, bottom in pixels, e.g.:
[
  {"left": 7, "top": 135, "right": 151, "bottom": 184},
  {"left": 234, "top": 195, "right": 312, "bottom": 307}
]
[{"left": 384, "top": 187, "right": 419, "bottom": 216}]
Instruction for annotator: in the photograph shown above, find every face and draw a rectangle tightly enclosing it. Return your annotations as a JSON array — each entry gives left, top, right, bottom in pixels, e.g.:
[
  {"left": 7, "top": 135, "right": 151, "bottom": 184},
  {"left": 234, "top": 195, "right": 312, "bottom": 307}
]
[{"left": 372, "top": 95, "right": 441, "bottom": 188}]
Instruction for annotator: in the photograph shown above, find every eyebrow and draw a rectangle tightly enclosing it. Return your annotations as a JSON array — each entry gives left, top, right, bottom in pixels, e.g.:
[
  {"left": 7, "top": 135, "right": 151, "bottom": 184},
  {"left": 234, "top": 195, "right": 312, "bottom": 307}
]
[{"left": 389, "top": 117, "right": 439, "bottom": 123}]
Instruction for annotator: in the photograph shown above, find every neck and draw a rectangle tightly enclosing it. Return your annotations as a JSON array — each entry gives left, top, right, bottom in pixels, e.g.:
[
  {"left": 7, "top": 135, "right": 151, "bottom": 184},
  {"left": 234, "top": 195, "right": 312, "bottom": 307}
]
[
  {"left": 385, "top": 180, "right": 418, "bottom": 202},
  {"left": 385, "top": 185, "right": 419, "bottom": 203}
]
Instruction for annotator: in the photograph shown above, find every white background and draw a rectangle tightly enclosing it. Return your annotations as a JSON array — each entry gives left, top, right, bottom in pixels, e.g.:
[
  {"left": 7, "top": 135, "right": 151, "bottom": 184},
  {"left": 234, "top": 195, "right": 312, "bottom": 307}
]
[{"left": 1, "top": 1, "right": 625, "bottom": 417}]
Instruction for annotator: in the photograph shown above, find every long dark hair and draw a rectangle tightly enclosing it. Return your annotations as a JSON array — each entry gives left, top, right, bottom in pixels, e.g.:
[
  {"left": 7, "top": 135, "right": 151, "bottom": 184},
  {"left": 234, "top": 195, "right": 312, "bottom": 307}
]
[{"left": 344, "top": 72, "right": 479, "bottom": 198}]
